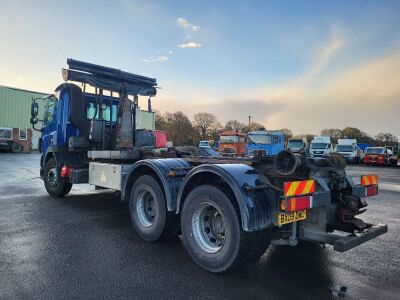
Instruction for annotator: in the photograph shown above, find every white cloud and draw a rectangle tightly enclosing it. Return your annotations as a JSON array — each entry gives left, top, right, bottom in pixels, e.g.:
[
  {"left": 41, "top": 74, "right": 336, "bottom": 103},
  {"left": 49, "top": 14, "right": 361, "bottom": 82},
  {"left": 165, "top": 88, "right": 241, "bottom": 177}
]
[
  {"left": 187, "top": 35, "right": 192, "bottom": 39},
  {"left": 176, "top": 17, "right": 200, "bottom": 32},
  {"left": 168, "top": 50, "right": 174, "bottom": 55},
  {"left": 177, "top": 42, "right": 202, "bottom": 49},
  {"left": 177, "top": 18, "right": 190, "bottom": 28},
  {"left": 142, "top": 56, "right": 168, "bottom": 63},
  {"left": 308, "top": 30, "right": 346, "bottom": 77}
]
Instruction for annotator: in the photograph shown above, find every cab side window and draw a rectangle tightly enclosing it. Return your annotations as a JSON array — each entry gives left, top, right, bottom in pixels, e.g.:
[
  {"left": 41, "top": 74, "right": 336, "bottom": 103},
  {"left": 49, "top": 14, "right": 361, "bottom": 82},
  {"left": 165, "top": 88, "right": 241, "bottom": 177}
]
[{"left": 43, "top": 99, "right": 56, "bottom": 125}]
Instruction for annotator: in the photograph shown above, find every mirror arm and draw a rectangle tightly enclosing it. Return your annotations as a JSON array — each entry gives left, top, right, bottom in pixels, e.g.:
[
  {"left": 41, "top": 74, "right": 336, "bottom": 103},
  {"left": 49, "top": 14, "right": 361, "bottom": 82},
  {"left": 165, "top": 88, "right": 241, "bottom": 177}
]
[{"left": 32, "top": 123, "right": 43, "bottom": 132}]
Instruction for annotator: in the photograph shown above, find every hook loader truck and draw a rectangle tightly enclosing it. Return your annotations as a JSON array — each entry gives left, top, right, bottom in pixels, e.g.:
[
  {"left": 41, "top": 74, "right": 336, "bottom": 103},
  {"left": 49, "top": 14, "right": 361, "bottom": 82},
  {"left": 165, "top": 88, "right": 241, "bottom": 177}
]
[{"left": 30, "top": 59, "right": 387, "bottom": 273}]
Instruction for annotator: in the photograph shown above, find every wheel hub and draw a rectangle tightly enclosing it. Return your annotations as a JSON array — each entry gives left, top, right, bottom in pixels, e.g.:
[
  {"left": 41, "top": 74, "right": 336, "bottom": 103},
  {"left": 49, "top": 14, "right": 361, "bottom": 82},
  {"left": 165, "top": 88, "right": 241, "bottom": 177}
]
[
  {"left": 47, "top": 168, "right": 58, "bottom": 186},
  {"left": 136, "top": 190, "right": 157, "bottom": 228},
  {"left": 192, "top": 203, "right": 226, "bottom": 253}
]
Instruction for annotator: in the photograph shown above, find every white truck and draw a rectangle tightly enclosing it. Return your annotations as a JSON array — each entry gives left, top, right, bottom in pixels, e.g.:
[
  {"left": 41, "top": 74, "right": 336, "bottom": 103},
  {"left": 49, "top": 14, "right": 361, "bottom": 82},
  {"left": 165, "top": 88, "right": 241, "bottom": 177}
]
[
  {"left": 334, "top": 139, "right": 363, "bottom": 164},
  {"left": 309, "top": 136, "right": 333, "bottom": 157}
]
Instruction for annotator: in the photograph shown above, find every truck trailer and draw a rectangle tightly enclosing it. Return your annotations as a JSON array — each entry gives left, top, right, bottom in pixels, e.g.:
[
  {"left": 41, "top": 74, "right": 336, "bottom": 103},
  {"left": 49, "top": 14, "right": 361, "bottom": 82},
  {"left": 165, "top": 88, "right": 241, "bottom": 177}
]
[{"left": 30, "top": 59, "right": 387, "bottom": 273}]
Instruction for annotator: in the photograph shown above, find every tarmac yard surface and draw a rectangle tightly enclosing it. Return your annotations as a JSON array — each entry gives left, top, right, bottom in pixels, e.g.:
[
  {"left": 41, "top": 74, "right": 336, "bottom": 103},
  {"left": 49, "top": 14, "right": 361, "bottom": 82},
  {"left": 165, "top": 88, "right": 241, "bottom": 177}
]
[{"left": 0, "top": 153, "right": 399, "bottom": 299}]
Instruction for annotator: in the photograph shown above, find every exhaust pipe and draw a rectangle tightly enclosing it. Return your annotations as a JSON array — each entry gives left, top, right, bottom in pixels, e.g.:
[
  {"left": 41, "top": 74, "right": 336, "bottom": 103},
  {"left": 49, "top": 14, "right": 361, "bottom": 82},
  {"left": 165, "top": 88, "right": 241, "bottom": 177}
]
[{"left": 274, "top": 150, "right": 302, "bottom": 175}]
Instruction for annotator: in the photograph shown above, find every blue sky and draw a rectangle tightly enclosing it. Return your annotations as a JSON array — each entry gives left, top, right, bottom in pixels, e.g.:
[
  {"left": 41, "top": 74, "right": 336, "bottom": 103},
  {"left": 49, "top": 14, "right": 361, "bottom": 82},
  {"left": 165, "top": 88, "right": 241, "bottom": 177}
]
[{"left": 1, "top": 0, "right": 399, "bottom": 135}]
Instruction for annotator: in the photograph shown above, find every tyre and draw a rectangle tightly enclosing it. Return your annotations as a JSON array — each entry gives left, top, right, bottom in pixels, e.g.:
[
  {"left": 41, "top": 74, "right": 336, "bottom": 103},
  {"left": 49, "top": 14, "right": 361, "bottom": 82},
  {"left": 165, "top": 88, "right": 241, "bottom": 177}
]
[
  {"left": 43, "top": 158, "right": 72, "bottom": 197},
  {"left": 181, "top": 184, "right": 260, "bottom": 273},
  {"left": 11, "top": 142, "right": 23, "bottom": 153},
  {"left": 129, "top": 175, "right": 178, "bottom": 242}
]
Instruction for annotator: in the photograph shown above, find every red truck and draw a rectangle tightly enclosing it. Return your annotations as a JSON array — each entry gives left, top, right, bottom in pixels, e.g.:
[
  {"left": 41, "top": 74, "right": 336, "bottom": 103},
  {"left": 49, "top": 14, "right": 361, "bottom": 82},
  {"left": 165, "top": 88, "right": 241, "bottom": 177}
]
[
  {"left": 364, "top": 147, "right": 393, "bottom": 166},
  {"left": 218, "top": 131, "right": 246, "bottom": 156}
]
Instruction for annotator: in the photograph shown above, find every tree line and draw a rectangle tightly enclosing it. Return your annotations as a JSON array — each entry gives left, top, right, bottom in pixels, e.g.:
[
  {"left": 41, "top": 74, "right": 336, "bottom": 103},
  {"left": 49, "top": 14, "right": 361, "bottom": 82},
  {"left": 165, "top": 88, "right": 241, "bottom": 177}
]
[{"left": 154, "top": 111, "right": 398, "bottom": 147}]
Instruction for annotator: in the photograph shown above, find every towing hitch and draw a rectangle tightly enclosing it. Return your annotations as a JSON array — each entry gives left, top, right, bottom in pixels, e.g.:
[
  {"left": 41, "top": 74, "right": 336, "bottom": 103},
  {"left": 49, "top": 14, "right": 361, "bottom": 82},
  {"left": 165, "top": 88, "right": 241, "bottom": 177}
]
[{"left": 300, "top": 223, "right": 388, "bottom": 252}]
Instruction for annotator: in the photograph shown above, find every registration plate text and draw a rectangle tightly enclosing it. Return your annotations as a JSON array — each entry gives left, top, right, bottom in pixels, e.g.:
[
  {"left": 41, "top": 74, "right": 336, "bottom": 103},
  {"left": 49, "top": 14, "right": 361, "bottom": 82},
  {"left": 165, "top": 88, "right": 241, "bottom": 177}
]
[{"left": 278, "top": 210, "right": 307, "bottom": 225}]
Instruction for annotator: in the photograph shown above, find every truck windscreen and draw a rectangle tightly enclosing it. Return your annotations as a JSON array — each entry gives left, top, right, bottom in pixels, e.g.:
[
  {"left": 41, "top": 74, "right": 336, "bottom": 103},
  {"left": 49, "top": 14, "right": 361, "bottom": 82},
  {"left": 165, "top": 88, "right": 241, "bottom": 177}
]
[
  {"left": 365, "top": 148, "right": 384, "bottom": 154},
  {"left": 311, "top": 143, "right": 328, "bottom": 149},
  {"left": 336, "top": 145, "right": 353, "bottom": 152},
  {"left": 220, "top": 136, "right": 239, "bottom": 144},
  {"left": 248, "top": 134, "right": 272, "bottom": 145},
  {"left": 288, "top": 140, "right": 303, "bottom": 149}
]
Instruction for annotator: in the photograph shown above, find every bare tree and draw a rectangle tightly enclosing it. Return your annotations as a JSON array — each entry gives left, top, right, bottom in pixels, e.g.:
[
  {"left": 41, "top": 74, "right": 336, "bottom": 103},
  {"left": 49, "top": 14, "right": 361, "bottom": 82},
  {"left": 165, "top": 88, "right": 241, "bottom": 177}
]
[
  {"left": 340, "top": 127, "right": 374, "bottom": 143},
  {"left": 375, "top": 132, "right": 397, "bottom": 146},
  {"left": 164, "top": 111, "right": 197, "bottom": 146},
  {"left": 320, "top": 128, "right": 341, "bottom": 143},
  {"left": 280, "top": 128, "right": 293, "bottom": 141},
  {"left": 154, "top": 110, "right": 167, "bottom": 131},
  {"left": 224, "top": 120, "right": 246, "bottom": 131},
  {"left": 193, "top": 112, "right": 219, "bottom": 139},
  {"left": 243, "top": 122, "right": 265, "bottom": 133}
]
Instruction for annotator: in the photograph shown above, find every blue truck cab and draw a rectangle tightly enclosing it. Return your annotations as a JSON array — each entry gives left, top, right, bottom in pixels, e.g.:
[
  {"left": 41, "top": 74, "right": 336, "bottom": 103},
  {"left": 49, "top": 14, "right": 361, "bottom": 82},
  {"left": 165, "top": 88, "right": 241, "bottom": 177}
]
[
  {"left": 246, "top": 130, "right": 284, "bottom": 156},
  {"left": 38, "top": 87, "right": 118, "bottom": 153}
]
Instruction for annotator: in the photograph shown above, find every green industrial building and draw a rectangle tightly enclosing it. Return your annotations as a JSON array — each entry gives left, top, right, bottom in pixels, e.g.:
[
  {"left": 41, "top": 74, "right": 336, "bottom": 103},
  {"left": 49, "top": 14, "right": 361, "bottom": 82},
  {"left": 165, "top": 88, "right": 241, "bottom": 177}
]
[
  {"left": 0, "top": 84, "right": 155, "bottom": 152},
  {"left": 0, "top": 85, "right": 48, "bottom": 152}
]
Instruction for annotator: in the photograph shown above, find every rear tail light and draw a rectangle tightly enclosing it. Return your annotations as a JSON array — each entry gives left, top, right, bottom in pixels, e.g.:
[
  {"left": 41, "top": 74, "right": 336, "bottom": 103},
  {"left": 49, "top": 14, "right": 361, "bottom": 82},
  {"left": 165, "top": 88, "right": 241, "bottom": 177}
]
[
  {"left": 365, "top": 185, "right": 378, "bottom": 197},
  {"left": 61, "top": 166, "right": 73, "bottom": 178},
  {"left": 280, "top": 195, "right": 312, "bottom": 212}
]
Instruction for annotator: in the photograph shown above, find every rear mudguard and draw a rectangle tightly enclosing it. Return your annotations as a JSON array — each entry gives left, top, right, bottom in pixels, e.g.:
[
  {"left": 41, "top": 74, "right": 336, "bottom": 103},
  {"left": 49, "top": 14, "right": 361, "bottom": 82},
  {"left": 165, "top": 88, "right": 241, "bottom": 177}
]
[
  {"left": 176, "top": 164, "right": 279, "bottom": 232},
  {"left": 121, "top": 158, "right": 191, "bottom": 211}
]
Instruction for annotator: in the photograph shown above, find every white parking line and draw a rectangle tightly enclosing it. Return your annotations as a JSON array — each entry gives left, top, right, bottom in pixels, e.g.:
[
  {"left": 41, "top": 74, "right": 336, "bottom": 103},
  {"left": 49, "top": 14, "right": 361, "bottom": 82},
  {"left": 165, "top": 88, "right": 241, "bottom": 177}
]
[{"left": 378, "top": 183, "right": 400, "bottom": 192}]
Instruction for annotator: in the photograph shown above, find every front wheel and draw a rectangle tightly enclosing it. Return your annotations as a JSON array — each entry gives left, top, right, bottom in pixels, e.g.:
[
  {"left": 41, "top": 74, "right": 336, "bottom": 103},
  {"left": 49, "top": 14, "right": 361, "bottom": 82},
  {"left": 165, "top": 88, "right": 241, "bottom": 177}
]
[
  {"left": 43, "top": 158, "right": 72, "bottom": 197},
  {"left": 181, "top": 185, "right": 263, "bottom": 273}
]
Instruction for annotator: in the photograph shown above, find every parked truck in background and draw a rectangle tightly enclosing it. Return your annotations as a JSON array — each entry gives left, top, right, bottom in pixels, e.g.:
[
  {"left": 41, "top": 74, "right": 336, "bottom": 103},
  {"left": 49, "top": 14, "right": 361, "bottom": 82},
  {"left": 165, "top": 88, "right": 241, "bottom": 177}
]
[
  {"left": 309, "top": 136, "right": 333, "bottom": 157},
  {"left": 287, "top": 137, "right": 308, "bottom": 153},
  {"left": 334, "top": 139, "right": 363, "bottom": 164},
  {"left": 218, "top": 131, "right": 246, "bottom": 157},
  {"left": 246, "top": 130, "right": 284, "bottom": 156},
  {"left": 363, "top": 147, "right": 395, "bottom": 166},
  {"left": 29, "top": 59, "right": 387, "bottom": 274}
]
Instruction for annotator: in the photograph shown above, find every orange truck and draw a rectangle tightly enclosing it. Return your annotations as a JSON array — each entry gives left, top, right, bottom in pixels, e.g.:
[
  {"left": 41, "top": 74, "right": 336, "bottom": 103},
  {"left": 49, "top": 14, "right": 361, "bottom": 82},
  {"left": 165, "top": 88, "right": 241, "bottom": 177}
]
[{"left": 218, "top": 131, "right": 247, "bottom": 157}]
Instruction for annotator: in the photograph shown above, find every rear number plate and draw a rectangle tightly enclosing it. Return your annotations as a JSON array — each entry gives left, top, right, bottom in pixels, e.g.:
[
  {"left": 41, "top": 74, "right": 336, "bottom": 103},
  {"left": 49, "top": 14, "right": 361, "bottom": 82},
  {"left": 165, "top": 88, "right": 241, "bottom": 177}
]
[{"left": 278, "top": 210, "right": 307, "bottom": 225}]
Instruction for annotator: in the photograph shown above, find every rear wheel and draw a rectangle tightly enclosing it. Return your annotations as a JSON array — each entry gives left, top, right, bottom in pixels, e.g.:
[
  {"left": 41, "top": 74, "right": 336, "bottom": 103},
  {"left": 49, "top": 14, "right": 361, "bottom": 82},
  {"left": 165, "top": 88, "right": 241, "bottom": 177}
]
[
  {"left": 129, "top": 175, "right": 178, "bottom": 241},
  {"left": 43, "top": 158, "right": 72, "bottom": 197},
  {"left": 181, "top": 185, "right": 264, "bottom": 273}
]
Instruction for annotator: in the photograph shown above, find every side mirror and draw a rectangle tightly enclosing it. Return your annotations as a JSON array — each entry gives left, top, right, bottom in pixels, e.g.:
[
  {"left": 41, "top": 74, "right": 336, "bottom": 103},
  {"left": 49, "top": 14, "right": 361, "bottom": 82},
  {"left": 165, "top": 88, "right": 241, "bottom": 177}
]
[
  {"left": 30, "top": 116, "right": 38, "bottom": 125},
  {"left": 31, "top": 102, "right": 39, "bottom": 117}
]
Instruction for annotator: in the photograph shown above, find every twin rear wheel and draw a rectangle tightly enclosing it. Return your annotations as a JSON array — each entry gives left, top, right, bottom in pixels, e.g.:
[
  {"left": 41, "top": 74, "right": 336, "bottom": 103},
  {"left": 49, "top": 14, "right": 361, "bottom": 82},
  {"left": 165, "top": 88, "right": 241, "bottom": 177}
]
[
  {"left": 129, "top": 175, "right": 179, "bottom": 241},
  {"left": 181, "top": 185, "right": 270, "bottom": 273},
  {"left": 129, "top": 180, "right": 270, "bottom": 273}
]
